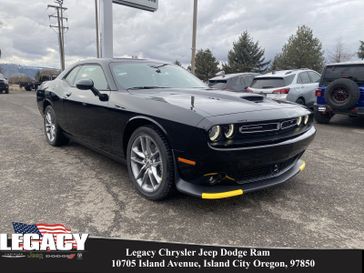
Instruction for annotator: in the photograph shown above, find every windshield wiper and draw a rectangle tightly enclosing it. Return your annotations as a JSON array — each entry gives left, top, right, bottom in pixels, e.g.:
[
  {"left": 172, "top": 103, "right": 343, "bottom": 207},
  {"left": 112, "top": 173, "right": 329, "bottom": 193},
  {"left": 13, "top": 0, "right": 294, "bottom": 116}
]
[
  {"left": 127, "top": 86, "right": 170, "bottom": 90},
  {"left": 149, "top": 64, "right": 169, "bottom": 69}
]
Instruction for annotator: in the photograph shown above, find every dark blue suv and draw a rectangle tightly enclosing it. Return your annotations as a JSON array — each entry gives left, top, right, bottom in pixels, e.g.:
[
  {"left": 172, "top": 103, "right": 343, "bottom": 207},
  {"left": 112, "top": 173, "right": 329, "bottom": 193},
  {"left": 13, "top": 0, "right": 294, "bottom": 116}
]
[{"left": 314, "top": 62, "right": 364, "bottom": 123}]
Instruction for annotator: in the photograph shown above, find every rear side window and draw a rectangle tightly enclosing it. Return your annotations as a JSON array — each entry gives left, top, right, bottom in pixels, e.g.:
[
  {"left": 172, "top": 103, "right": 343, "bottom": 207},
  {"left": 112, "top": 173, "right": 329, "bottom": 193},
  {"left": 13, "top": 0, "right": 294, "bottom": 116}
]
[
  {"left": 251, "top": 75, "right": 294, "bottom": 89},
  {"left": 298, "top": 72, "right": 311, "bottom": 84},
  {"left": 209, "top": 80, "right": 227, "bottom": 89},
  {"left": 64, "top": 66, "right": 80, "bottom": 86},
  {"left": 75, "top": 65, "right": 109, "bottom": 90},
  {"left": 321, "top": 65, "right": 364, "bottom": 85},
  {"left": 308, "top": 71, "right": 320, "bottom": 83}
]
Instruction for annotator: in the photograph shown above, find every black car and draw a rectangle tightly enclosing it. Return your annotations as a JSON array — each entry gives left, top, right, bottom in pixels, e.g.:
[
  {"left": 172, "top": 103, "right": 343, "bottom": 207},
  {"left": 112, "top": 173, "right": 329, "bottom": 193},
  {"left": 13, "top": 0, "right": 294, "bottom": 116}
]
[
  {"left": 36, "top": 58, "right": 316, "bottom": 200},
  {"left": 0, "top": 73, "right": 9, "bottom": 94}
]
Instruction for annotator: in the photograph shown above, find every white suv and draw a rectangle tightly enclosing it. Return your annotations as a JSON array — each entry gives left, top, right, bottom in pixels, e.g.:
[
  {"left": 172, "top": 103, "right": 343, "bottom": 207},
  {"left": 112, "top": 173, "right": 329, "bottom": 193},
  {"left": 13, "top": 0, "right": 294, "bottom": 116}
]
[{"left": 247, "top": 69, "right": 321, "bottom": 107}]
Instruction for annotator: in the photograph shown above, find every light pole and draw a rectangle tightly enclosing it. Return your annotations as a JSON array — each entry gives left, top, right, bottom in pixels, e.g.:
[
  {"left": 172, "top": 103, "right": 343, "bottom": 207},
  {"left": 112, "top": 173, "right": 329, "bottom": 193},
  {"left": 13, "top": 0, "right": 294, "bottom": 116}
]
[
  {"left": 191, "top": 0, "right": 198, "bottom": 74},
  {"left": 95, "top": 0, "right": 100, "bottom": 57}
]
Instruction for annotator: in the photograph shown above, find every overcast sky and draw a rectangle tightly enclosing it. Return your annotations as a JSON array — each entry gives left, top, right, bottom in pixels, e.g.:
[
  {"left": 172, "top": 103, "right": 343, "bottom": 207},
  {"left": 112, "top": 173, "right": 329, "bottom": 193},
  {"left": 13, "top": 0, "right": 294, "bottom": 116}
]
[{"left": 0, "top": 0, "right": 363, "bottom": 68}]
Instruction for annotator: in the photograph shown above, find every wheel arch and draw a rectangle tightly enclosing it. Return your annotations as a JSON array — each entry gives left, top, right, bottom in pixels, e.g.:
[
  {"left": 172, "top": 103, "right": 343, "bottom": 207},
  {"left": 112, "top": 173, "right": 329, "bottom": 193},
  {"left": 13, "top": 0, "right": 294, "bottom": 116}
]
[
  {"left": 43, "top": 99, "right": 53, "bottom": 113},
  {"left": 122, "top": 116, "right": 169, "bottom": 157}
]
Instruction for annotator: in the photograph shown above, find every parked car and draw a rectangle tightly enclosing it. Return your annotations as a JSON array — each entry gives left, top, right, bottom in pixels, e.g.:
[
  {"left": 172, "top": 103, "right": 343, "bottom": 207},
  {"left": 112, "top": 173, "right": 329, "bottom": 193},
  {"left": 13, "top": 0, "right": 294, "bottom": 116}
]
[
  {"left": 19, "top": 78, "right": 36, "bottom": 91},
  {"left": 36, "top": 58, "right": 315, "bottom": 200},
  {"left": 0, "top": 73, "right": 9, "bottom": 94},
  {"left": 314, "top": 62, "right": 364, "bottom": 123},
  {"left": 247, "top": 69, "right": 321, "bottom": 107},
  {"left": 208, "top": 73, "right": 259, "bottom": 92}
]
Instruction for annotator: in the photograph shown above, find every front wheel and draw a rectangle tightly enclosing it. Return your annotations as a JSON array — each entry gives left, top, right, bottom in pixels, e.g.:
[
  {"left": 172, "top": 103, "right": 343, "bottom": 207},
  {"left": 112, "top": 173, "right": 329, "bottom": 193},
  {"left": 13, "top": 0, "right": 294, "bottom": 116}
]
[
  {"left": 44, "top": 105, "right": 69, "bottom": 146},
  {"left": 126, "top": 126, "right": 175, "bottom": 200}
]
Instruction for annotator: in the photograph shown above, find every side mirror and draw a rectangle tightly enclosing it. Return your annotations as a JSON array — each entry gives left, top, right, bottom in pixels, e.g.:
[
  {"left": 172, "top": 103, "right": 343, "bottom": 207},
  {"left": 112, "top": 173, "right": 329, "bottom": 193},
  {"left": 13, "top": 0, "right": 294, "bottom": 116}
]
[
  {"left": 76, "top": 79, "right": 94, "bottom": 90},
  {"left": 75, "top": 79, "right": 109, "bottom": 102}
]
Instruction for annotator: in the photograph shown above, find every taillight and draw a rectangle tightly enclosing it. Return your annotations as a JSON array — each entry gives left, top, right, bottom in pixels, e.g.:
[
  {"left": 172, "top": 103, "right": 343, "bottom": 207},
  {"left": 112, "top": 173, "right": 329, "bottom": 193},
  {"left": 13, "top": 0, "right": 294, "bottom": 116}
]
[
  {"left": 272, "top": 88, "right": 290, "bottom": 94},
  {"left": 245, "top": 87, "right": 253, "bottom": 93},
  {"left": 315, "top": 88, "right": 322, "bottom": 97}
]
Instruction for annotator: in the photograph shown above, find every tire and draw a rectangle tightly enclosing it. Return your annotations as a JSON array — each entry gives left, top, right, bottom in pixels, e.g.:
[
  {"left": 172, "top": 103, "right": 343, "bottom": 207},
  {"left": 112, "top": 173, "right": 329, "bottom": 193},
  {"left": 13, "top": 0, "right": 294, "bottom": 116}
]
[
  {"left": 296, "top": 98, "right": 305, "bottom": 105},
  {"left": 25, "top": 86, "right": 31, "bottom": 91},
  {"left": 126, "top": 125, "right": 175, "bottom": 200},
  {"left": 5, "top": 88, "right": 9, "bottom": 94},
  {"left": 325, "top": 78, "right": 360, "bottom": 110},
  {"left": 44, "top": 105, "right": 69, "bottom": 146},
  {"left": 314, "top": 110, "right": 333, "bottom": 124}
]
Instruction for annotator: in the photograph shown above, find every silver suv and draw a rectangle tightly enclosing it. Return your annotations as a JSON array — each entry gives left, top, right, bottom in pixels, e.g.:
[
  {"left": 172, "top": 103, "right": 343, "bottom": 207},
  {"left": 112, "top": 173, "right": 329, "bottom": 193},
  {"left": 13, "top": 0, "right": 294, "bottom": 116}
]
[{"left": 247, "top": 69, "right": 321, "bottom": 107}]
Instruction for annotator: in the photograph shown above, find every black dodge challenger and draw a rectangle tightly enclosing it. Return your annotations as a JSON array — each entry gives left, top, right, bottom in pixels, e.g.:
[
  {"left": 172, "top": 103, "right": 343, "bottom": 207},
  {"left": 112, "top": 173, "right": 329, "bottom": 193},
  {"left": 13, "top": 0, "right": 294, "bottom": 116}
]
[{"left": 36, "top": 58, "right": 316, "bottom": 200}]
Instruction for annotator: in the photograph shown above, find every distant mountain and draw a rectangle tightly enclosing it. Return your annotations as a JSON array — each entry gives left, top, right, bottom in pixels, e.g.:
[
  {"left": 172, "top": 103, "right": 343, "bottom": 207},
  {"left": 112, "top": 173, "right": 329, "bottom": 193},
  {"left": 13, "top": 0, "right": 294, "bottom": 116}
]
[{"left": 0, "top": 63, "right": 58, "bottom": 79}]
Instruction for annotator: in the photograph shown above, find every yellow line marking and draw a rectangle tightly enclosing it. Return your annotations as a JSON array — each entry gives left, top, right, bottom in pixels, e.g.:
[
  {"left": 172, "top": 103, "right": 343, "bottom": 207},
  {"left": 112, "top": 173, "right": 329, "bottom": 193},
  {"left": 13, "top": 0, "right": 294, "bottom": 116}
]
[
  {"left": 202, "top": 189, "right": 244, "bottom": 200},
  {"left": 299, "top": 161, "right": 306, "bottom": 171}
]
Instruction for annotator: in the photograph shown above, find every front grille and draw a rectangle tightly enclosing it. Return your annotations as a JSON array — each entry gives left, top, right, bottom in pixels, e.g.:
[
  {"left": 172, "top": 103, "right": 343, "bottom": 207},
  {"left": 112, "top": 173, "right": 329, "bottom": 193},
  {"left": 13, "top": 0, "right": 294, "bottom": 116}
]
[
  {"left": 232, "top": 154, "right": 301, "bottom": 185},
  {"left": 239, "top": 122, "right": 280, "bottom": 134}
]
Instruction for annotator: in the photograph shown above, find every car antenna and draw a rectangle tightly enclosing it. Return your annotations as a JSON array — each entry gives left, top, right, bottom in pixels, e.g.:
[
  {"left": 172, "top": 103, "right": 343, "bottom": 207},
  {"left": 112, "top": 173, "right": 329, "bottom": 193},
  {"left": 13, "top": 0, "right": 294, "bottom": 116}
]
[{"left": 190, "top": 96, "right": 195, "bottom": 110}]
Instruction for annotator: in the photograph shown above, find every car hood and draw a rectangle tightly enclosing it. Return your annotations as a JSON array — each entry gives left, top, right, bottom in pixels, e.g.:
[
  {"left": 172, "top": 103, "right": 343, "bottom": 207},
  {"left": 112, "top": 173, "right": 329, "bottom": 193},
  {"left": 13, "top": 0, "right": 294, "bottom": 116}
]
[{"left": 128, "top": 88, "right": 299, "bottom": 117}]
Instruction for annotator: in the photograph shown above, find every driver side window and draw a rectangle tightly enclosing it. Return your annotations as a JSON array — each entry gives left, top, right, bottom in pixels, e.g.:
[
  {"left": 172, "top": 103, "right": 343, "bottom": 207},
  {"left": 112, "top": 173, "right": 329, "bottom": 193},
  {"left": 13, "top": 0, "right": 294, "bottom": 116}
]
[{"left": 75, "top": 65, "right": 109, "bottom": 90}]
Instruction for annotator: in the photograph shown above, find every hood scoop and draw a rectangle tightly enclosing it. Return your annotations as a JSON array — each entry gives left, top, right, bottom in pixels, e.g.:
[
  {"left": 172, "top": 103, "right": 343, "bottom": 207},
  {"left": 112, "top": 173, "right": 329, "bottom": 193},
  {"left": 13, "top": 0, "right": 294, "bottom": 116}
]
[{"left": 240, "top": 95, "right": 265, "bottom": 103}]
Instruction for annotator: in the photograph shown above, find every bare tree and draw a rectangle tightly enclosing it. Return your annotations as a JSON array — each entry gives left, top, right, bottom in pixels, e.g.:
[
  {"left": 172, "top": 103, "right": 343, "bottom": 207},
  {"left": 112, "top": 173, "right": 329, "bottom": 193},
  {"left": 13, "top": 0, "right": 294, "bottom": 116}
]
[{"left": 327, "top": 38, "right": 355, "bottom": 63}]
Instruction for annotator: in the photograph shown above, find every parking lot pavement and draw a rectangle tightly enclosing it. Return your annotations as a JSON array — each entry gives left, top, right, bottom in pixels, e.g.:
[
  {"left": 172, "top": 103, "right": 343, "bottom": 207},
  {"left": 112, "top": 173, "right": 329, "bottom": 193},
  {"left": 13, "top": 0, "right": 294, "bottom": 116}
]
[{"left": 0, "top": 92, "right": 363, "bottom": 248}]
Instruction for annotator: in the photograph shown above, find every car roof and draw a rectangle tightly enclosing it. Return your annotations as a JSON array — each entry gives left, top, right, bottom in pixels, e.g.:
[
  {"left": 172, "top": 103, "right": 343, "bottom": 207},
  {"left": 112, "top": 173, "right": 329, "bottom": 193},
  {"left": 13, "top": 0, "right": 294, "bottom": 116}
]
[
  {"left": 254, "top": 69, "right": 312, "bottom": 78},
  {"left": 74, "top": 57, "right": 169, "bottom": 66},
  {"left": 209, "top": 72, "right": 259, "bottom": 81},
  {"left": 326, "top": 61, "right": 364, "bottom": 66}
]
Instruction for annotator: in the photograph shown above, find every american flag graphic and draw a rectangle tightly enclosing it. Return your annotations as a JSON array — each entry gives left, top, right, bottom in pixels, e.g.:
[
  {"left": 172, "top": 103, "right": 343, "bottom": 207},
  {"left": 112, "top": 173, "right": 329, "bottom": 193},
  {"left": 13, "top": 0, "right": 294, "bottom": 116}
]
[{"left": 12, "top": 222, "right": 77, "bottom": 249}]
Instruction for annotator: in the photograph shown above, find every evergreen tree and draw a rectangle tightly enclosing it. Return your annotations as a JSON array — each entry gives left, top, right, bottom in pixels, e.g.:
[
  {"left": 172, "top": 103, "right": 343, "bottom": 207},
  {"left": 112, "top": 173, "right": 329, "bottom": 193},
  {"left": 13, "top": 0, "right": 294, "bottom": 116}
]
[
  {"left": 272, "top": 25, "right": 324, "bottom": 72},
  {"left": 194, "top": 49, "right": 219, "bottom": 81},
  {"left": 358, "top": 41, "right": 364, "bottom": 60},
  {"left": 223, "top": 31, "right": 269, "bottom": 73}
]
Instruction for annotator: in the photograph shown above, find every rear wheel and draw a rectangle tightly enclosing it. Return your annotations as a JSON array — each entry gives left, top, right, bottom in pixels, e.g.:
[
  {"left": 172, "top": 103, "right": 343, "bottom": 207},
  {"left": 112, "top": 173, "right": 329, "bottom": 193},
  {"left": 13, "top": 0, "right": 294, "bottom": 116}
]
[
  {"left": 44, "top": 105, "right": 69, "bottom": 146},
  {"left": 314, "top": 110, "right": 333, "bottom": 124},
  {"left": 296, "top": 98, "right": 305, "bottom": 105},
  {"left": 126, "top": 126, "right": 175, "bottom": 200}
]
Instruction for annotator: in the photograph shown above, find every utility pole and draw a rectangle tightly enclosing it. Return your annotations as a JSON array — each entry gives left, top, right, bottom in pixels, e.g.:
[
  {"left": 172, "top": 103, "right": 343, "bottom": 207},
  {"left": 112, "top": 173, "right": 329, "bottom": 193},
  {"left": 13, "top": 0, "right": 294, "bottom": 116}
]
[
  {"left": 95, "top": 0, "right": 100, "bottom": 58},
  {"left": 191, "top": 0, "right": 198, "bottom": 74},
  {"left": 48, "top": 0, "right": 68, "bottom": 70}
]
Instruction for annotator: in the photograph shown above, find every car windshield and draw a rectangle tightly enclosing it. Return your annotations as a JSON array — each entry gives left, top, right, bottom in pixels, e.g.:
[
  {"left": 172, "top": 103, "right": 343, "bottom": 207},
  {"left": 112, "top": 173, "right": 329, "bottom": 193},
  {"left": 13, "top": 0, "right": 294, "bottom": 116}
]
[
  {"left": 110, "top": 62, "right": 207, "bottom": 90},
  {"left": 251, "top": 75, "right": 295, "bottom": 89},
  {"left": 321, "top": 65, "right": 364, "bottom": 85}
]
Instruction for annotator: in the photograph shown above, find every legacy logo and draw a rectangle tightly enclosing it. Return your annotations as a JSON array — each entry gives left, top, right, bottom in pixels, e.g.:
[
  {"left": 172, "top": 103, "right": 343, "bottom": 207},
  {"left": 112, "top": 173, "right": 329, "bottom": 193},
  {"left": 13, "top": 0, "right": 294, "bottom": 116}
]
[{"left": 0, "top": 222, "right": 88, "bottom": 251}]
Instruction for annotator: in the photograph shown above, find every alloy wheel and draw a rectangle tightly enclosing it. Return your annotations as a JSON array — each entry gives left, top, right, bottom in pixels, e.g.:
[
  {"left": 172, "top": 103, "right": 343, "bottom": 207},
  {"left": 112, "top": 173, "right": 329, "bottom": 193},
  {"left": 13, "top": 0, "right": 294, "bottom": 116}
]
[
  {"left": 130, "top": 135, "right": 163, "bottom": 193},
  {"left": 45, "top": 110, "right": 56, "bottom": 142}
]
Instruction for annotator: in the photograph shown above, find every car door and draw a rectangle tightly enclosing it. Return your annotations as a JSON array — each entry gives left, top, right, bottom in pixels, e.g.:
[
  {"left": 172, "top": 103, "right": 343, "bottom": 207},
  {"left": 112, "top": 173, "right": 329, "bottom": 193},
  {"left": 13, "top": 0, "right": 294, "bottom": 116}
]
[
  {"left": 296, "top": 72, "right": 313, "bottom": 104},
  {"left": 306, "top": 71, "right": 321, "bottom": 106},
  {"left": 63, "top": 64, "right": 112, "bottom": 151}
]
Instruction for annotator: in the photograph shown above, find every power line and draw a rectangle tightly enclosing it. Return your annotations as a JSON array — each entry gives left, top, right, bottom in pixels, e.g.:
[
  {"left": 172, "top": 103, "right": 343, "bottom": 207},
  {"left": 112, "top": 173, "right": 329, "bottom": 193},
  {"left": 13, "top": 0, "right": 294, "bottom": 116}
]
[{"left": 48, "top": 0, "right": 68, "bottom": 71}]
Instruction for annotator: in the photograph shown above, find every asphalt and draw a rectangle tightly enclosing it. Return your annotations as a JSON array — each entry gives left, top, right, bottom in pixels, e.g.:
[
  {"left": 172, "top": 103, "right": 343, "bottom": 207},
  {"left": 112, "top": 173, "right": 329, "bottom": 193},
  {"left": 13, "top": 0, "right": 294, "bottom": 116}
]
[{"left": 0, "top": 91, "right": 363, "bottom": 248}]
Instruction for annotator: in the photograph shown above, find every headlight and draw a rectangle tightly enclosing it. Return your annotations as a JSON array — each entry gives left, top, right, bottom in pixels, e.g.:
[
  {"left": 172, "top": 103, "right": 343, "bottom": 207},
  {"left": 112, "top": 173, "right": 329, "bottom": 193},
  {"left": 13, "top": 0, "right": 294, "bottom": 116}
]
[
  {"left": 208, "top": 125, "right": 221, "bottom": 142},
  {"left": 224, "top": 124, "right": 234, "bottom": 139},
  {"left": 303, "top": 115, "right": 309, "bottom": 125},
  {"left": 296, "top": 116, "right": 302, "bottom": 126}
]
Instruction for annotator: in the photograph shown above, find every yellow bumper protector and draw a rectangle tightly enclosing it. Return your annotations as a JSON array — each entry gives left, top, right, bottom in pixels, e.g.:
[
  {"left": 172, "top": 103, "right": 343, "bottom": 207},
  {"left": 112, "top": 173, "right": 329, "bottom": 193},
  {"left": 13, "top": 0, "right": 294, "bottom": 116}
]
[
  {"left": 299, "top": 161, "right": 306, "bottom": 171},
  {"left": 202, "top": 189, "right": 244, "bottom": 200}
]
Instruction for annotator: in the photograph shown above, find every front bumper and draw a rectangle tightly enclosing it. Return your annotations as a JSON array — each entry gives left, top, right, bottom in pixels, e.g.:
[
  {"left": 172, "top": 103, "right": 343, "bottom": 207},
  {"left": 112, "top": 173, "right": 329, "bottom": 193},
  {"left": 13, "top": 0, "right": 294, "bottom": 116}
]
[
  {"left": 174, "top": 126, "right": 316, "bottom": 199},
  {"left": 176, "top": 159, "right": 306, "bottom": 199}
]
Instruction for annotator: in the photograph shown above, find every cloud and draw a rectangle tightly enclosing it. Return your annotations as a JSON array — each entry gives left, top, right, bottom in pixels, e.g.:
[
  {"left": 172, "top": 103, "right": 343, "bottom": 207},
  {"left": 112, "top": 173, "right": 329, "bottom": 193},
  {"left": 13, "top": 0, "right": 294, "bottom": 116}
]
[{"left": 0, "top": 0, "right": 363, "bottom": 69}]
